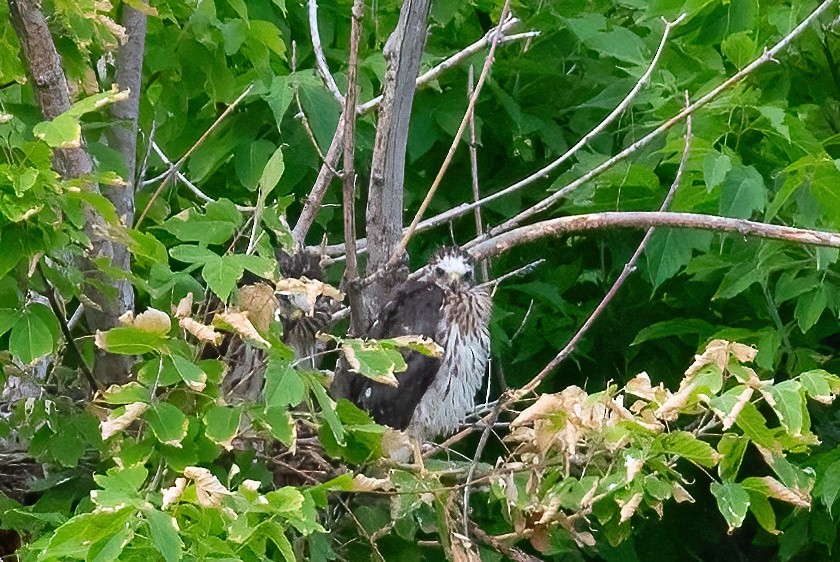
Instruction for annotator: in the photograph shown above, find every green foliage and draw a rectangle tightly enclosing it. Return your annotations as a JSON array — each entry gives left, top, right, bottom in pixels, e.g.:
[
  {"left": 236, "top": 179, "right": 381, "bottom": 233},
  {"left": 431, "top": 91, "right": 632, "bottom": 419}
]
[{"left": 2, "top": 0, "right": 840, "bottom": 560}]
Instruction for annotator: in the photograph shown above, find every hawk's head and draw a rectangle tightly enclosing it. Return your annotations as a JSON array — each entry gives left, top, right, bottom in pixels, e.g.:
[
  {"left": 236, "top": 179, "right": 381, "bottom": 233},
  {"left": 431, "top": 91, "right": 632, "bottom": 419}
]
[{"left": 425, "top": 247, "right": 476, "bottom": 291}]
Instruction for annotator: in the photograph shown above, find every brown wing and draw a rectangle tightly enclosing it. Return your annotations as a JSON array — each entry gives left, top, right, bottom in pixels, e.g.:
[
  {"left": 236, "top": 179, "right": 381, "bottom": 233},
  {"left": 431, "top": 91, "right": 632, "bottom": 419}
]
[{"left": 347, "top": 280, "right": 444, "bottom": 430}]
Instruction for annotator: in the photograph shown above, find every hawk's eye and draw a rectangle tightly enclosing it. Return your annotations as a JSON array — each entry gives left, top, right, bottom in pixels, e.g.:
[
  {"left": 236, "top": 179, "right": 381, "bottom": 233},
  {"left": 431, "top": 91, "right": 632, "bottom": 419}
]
[
  {"left": 464, "top": 270, "right": 474, "bottom": 281},
  {"left": 435, "top": 266, "right": 445, "bottom": 276}
]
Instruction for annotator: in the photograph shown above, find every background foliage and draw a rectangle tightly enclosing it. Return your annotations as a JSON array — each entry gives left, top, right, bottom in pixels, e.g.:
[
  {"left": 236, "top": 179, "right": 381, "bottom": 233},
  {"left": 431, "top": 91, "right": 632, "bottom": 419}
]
[{"left": 3, "top": 0, "right": 840, "bottom": 560}]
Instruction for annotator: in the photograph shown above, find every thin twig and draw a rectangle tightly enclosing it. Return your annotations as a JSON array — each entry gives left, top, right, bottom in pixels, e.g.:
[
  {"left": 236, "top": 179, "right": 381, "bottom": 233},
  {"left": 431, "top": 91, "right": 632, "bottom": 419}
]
[
  {"left": 515, "top": 94, "right": 693, "bottom": 397},
  {"left": 291, "top": 41, "right": 341, "bottom": 177},
  {"left": 387, "top": 0, "right": 513, "bottom": 268},
  {"left": 147, "top": 142, "right": 256, "bottom": 212},
  {"left": 135, "top": 83, "right": 253, "bottom": 227},
  {"left": 36, "top": 263, "right": 99, "bottom": 391},
  {"left": 462, "top": 400, "right": 504, "bottom": 537},
  {"left": 342, "top": 0, "right": 365, "bottom": 335},
  {"left": 308, "top": 0, "right": 345, "bottom": 105},
  {"left": 467, "top": 64, "right": 489, "bottom": 282},
  {"left": 477, "top": 259, "right": 544, "bottom": 290}
]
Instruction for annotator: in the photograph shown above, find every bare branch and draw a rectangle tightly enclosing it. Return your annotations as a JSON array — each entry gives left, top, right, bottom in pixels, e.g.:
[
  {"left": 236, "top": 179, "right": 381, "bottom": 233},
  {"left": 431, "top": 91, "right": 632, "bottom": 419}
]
[
  {"left": 291, "top": 115, "right": 344, "bottom": 247},
  {"left": 294, "top": 18, "right": 537, "bottom": 249},
  {"left": 148, "top": 142, "right": 256, "bottom": 212},
  {"left": 412, "top": 12, "right": 685, "bottom": 236},
  {"left": 342, "top": 0, "right": 365, "bottom": 335},
  {"left": 469, "top": 212, "right": 840, "bottom": 261},
  {"left": 136, "top": 83, "right": 253, "bottom": 227},
  {"left": 467, "top": 65, "right": 488, "bottom": 282},
  {"left": 356, "top": 17, "right": 536, "bottom": 114},
  {"left": 389, "top": 0, "right": 513, "bottom": 266},
  {"left": 308, "top": 0, "right": 344, "bottom": 105}
]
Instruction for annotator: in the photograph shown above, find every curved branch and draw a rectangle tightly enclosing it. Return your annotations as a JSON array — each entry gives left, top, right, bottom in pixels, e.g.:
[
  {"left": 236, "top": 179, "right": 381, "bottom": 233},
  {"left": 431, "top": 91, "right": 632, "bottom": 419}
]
[
  {"left": 468, "top": 212, "right": 840, "bottom": 260},
  {"left": 308, "top": 0, "right": 344, "bottom": 105}
]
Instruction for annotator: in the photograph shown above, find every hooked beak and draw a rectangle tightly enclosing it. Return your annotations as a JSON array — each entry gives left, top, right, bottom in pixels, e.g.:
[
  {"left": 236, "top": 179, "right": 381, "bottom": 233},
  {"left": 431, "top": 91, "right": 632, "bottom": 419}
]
[{"left": 447, "top": 271, "right": 461, "bottom": 287}]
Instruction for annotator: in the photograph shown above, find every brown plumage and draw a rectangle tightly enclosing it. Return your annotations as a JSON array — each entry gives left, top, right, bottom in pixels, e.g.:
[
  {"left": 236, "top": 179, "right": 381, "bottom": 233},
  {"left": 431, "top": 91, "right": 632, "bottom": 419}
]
[{"left": 347, "top": 247, "right": 492, "bottom": 440}]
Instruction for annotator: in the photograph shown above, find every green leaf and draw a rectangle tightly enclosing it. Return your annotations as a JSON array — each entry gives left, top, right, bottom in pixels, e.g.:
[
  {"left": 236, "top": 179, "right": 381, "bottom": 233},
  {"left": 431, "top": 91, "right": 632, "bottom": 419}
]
[
  {"left": 158, "top": 199, "right": 243, "bottom": 245},
  {"left": 144, "top": 508, "right": 183, "bottom": 562},
  {"left": 43, "top": 507, "right": 136, "bottom": 559},
  {"left": 703, "top": 151, "right": 732, "bottom": 191},
  {"left": 144, "top": 403, "right": 189, "bottom": 447},
  {"left": 820, "top": 459, "right": 840, "bottom": 515},
  {"left": 261, "top": 521, "right": 295, "bottom": 562},
  {"left": 795, "top": 288, "right": 827, "bottom": 333},
  {"left": 631, "top": 318, "right": 715, "bottom": 345},
  {"left": 203, "top": 404, "right": 241, "bottom": 447},
  {"left": 799, "top": 369, "right": 840, "bottom": 402},
  {"left": 9, "top": 302, "right": 58, "bottom": 364},
  {"left": 263, "top": 405, "right": 295, "bottom": 446},
  {"left": 768, "top": 380, "right": 806, "bottom": 437},
  {"left": 654, "top": 431, "right": 718, "bottom": 468},
  {"left": 645, "top": 230, "right": 712, "bottom": 288},
  {"left": 264, "top": 359, "right": 306, "bottom": 408},
  {"left": 258, "top": 146, "right": 285, "bottom": 194},
  {"left": 102, "top": 381, "right": 152, "bottom": 405},
  {"left": 202, "top": 254, "right": 245, "bottom": 302},
  {"left": 719, "top": 165, "right": 765, "bottom": 219},
  {"left": 307, "top": 374, "right": 345, "bottom": 445},
  {"left": 95, "top": 326, "right": 168, "bottom": 355},
  {"left": 718, "top": 434, "right": 749, "bottom": 480},
  {"left": 710, "top": 481, "right": 750, "bottom": 531},
  {"left": 721, "top": 31, "right": 757, "bottom": 69},
  {"left": 339, "top": 339, "right": 408, "bottom": 386},
  {"left": 170, "top": 353, "right": 207, "bottom": 391},
  {"left": 169, "top": 244, "right": 220, "bottom": 265},
  {"left": 746, "top": 491, "right": 777, "bottom": 534}
]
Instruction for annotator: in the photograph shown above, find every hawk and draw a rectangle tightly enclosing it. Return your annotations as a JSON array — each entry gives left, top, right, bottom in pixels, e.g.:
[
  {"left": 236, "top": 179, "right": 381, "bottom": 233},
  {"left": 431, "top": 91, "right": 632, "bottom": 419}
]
[{"left": 347, "top": 247, "right": 492, "bottom": 440}]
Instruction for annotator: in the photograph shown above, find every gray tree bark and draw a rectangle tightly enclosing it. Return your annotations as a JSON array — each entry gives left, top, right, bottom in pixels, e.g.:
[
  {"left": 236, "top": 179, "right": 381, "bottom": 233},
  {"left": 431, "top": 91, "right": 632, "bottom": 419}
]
[{"left": 363, "top": 0, "right": 431, "bottom": 321}]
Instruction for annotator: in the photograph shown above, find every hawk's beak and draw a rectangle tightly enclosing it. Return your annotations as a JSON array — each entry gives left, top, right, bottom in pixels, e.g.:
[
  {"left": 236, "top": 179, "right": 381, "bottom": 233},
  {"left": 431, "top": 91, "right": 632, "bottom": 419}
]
[{"left": 448, "top": 272, "right": 461, "bottom": 286}]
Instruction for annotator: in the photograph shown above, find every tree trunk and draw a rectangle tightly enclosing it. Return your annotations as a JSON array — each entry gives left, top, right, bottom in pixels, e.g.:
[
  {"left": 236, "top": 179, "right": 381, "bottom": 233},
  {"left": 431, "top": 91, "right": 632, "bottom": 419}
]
[
  {"left": 8, "top": 0, "right": 133, "bottom": 385},
  {"left": 363, "top": 0, "right": 431, "bottom": 320}
]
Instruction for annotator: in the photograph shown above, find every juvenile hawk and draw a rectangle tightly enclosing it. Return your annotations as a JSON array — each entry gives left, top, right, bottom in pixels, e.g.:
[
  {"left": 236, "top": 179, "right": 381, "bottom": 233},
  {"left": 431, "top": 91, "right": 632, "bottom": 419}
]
[{"left": 348, "top": 247, "right": 492, "bottom": 440}]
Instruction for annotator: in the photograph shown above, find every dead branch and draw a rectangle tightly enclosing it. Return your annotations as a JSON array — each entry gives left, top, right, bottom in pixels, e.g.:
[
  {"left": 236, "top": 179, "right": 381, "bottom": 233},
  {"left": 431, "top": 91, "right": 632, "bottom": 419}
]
[
  {"left": 342, "top": 0, "right": 365, "bottom": 335},
  {"left": 413, "top": 13, "right": 686, "bottom": 238},
  {"left": 293, "top": 18, "right": 537, "bottom": 249},
  {"left": 308, "top": 0, "right": 344, "bottom": 105},
  {"left": 468, "top": 212, "right": 840, "bottom": 260},
  {"left": 356, "top": 16, "right": 536, "bottom": 114},
  {"left": 390, "top": 0, "right": 513, "bottom": 266},
  {"left": 514, "top": 94, "right": 692, "bottom": 397},
  {"left": 363, "top": 0, "right": 431, "bottom": 315}
]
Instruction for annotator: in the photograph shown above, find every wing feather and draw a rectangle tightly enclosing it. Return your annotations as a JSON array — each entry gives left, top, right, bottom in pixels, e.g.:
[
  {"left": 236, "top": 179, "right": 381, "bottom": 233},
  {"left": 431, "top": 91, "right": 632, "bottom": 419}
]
[{"left": 348, "top": 280, "right": 445, "bottom": 429}]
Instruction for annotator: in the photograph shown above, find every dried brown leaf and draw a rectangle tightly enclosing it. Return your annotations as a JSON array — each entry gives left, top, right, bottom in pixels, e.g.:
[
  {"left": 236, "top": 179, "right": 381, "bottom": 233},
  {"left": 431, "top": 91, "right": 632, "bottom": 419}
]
[
  {"left": 236, "top": 283, "right": 278, "bottom": 333},
  {"left": 175, "top": 293, "right": 194, "bottom": 318},
  {"left": 275, "top": 277, "right": 344, "bottom": 315},
  {"left": 100, "top": 402, "right": 148, "bottom": 440},
  {"left": 184, "top": 466, "right": 231, "bottom": 508},
  {"left": 618, "top": 492, "right": 643, "bottom": 523},
  {"left": 179, "top": 317, "right": 223, "bottom": 346},
  {"left": 161, "top": 477, "right": 186, "bottom": 510},
  {"left": 214, "top": 311, "right": 271, "bottom": 347}
]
